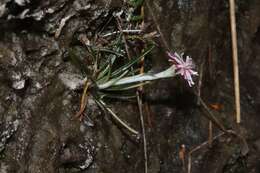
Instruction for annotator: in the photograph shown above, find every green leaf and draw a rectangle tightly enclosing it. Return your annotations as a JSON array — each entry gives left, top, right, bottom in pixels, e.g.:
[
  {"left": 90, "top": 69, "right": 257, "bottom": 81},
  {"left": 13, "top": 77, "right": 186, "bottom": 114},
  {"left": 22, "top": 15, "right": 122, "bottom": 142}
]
[
  {"left": 96, "top": 48, "right": 125, "bottom": 58},
  {"left": 103, "top": 81, "right": 150, "bottom": 91},
  {"left": 98, "top": 92, "right": 136, "bottom": 100},
  {"left": 129, "top": 15, "right": 144, "bottom": 22},
  {"left": 98, "top": 65, "right": 176, "bottom": 90},
  {"left": 97, "top": 70, "right": 129, "bottom": 88},
  {"left": 128, "top": 0, "right": 144, "bottom": 7},
  {"left": 110, "top": 45, "right": 154, "bottom": 78},
  {"left": 97, "top": 54, "right": 116, "bottom": 81}
]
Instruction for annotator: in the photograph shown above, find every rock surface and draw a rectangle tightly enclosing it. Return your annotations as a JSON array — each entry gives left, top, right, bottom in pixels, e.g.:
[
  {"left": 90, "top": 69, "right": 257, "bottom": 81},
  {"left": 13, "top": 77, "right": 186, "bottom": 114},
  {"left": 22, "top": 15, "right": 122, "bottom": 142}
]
[{"left": 0, "top": 0, "right": 260, "bottom": 173}]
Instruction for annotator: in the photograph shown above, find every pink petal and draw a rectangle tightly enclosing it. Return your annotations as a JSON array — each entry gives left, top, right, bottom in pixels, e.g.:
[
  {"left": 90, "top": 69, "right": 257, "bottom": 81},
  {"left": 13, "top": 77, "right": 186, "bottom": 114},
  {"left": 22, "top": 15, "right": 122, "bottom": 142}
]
[
  {"left": 189, "top": 69, "right": 198, "bottom": 75},
  {"left": 167, "top": 51, "right": 198, "bottom": 87},
  {"left": 167, "top": 52, "right": 184, "bottom": 64}
]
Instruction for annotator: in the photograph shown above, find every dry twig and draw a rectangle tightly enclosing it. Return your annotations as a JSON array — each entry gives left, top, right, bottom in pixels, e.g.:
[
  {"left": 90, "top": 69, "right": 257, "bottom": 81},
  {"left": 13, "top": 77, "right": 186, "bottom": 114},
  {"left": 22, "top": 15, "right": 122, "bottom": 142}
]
[
  {"left": 145, "top": 0, "right": 170, "bottom": 51},
  {"left": 99, "top": 100, "right": 139, "bottom": 135},
  {"left": 137, "top": 6, "right": 148, "bottom": 173},
  {"left": 116, "top": 17, "right": 132, "bottom": 60},
  {"left": 197, "top": 96, "right": 227, "bottom": 133},
  {"left": 229, "top": 0, "right": 241, "bottom": 123},
  {"left": 102, "top": 29, "right": 142, "bottom": 37},
  {"left": 208, "top": 121, "right": 213, "bottom": 148},
  {"left": 187, "top": 132, "right": 226, "bottom": 173},
  {"left": 75, "top": 81, "right": 90, "bottom": 121},
  {"left": 137, "top": 91, "right": 148, "bottom": 173}
]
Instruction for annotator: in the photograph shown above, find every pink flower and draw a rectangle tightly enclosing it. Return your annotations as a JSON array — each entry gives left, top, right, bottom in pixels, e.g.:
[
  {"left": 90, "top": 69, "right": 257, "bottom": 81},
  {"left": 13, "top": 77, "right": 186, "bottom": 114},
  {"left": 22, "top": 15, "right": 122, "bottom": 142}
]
[{"left": 167, "top": 52, "right": 198, "bottom": 87}]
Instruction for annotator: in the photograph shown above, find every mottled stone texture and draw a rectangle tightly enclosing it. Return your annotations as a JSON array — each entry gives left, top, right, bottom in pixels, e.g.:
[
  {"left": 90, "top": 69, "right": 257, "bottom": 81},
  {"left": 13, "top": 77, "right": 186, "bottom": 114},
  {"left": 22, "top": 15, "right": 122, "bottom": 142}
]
[{"left": 0, "top": 0, "right": 260, "bottom": 173}]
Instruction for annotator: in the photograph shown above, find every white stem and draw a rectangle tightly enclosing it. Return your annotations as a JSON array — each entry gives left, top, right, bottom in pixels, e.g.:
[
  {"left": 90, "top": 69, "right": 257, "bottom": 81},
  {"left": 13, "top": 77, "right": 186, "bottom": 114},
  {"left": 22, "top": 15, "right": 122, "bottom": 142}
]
[{"left": 98, "top": 66, "right": 176, "bottom": 89}]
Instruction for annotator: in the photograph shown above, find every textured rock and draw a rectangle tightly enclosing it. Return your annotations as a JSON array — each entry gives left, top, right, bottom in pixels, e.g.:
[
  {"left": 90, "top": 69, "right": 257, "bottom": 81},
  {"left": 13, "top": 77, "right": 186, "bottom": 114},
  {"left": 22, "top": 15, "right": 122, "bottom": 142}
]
[{"left": 0, "top": 0, "right": 260, "bottom": 173}]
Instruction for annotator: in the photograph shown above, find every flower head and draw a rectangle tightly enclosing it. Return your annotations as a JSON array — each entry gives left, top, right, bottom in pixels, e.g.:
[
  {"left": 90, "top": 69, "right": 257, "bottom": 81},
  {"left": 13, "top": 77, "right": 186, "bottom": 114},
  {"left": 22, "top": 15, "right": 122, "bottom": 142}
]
[{"left": 167, "top": 52, "right": 198, "bottom": 87}]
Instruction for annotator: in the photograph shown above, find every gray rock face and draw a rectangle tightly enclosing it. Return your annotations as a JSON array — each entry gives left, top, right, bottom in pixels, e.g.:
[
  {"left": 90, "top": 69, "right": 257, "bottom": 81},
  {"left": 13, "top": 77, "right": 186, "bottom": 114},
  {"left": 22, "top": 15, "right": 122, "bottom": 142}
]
[
  {"left": 0, "top": 1, "right": 109, "bottom": 172},
  {"left": 0, "top": 0, "right": 260, "bottom": 173},
  {"left": 59, "top": 73, "right": 87, "bottom": 90}
]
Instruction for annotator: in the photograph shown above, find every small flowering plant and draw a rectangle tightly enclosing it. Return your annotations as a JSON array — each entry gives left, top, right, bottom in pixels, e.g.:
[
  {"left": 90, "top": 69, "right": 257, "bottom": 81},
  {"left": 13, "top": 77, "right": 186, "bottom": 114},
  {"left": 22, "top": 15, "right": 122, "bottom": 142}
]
[
  {"left": 69, "top": 7, "right": 199, "bottom": 137},
  {"left": 97, "top": 50, "right": 198, "bottom": 90},
  {"left": 73, "top": 44, "right": 198, "bottom": 135},
  {"left": 167, "top": 52, "right": 198, "bottom": 87},
  {"left": 93, "top": 50, "right": 198, "bottom": 135}
]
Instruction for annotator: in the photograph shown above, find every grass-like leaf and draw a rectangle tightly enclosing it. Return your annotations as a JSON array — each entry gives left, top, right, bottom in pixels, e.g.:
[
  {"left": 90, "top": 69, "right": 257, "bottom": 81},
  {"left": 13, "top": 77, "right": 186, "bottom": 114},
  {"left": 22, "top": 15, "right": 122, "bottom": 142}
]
[
  {"left": 97, "top": 70, "right": 129, "bottom": 88},
  {"left": 98, "top": 66, "right": 176, "bottom": 90},
  {"left": 96, "top": 54, "right": 116, "bottom": 81},
  {"left": 110, "top": 45, "right": 154, "bottom": 78},
  {"left": 101, "top": 81, "right": 150, "bottom": 91}
]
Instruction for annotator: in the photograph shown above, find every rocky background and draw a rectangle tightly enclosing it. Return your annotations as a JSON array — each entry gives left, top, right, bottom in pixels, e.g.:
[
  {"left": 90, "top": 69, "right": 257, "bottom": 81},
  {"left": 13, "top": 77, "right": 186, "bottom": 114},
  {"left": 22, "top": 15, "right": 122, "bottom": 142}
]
[{"left": 0, "top": 0, "right": 260, "bottom": 173}]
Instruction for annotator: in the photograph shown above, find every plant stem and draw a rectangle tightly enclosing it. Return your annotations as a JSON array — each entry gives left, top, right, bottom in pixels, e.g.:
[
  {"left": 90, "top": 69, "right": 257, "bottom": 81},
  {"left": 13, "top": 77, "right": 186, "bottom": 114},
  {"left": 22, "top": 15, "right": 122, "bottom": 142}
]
[{"left": 98, "top": 66, "right": 176, "bottom": 89}]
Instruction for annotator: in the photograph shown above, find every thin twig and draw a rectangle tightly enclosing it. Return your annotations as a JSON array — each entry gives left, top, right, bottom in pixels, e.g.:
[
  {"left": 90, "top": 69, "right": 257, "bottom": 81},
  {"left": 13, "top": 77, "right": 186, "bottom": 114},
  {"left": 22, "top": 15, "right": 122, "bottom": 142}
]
[
  {"left": 188, "top": 154, "right": 192, "bottom": 173},
  {"left": 137, "top": 91, "right": 148, "bottom": 173},
  {"left": 102, "top": 30, "right": 142, "bottom": 37},
  {"left": 208, "top": 121, "right": 213, "bottom": 148},
  {"left": 188, "top": 132, "right": 226, "bottom": 173},
  {"left": 189, "top": 95, "right": 249, "bottom": 173},
  {"left": 197, "top": 96, "right": 227, "bottom": 133},
  {"left": 229, "top": 0, "right": 241, "bottom": 123},
  {"left": 179, "top": 144, "right": 186, "bottom": 171},
  {"left": 99, "top": 100, "right": 139, "bottom": 135},
  {"left": 144, "top": 102, "right": 153, "bottom": 128},
  {"left": 145, "top": 0, "right": 170, "bottom": 51},
  {"left": 196, "top": 60, "right": 204, "bottom": 105},
  {"left": 116, "top": 17, "right": 132, "bottom": 60},
  {"left": 137, "top": 6, "right": 148, "bottom": 173},
  {"left": 187, "top": 128, "right": 249, "bottom": 173},
  {"left": 75, "top": 81, "right": 90, "bottom": 121}
]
